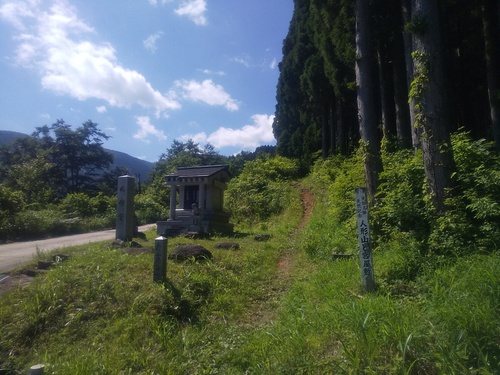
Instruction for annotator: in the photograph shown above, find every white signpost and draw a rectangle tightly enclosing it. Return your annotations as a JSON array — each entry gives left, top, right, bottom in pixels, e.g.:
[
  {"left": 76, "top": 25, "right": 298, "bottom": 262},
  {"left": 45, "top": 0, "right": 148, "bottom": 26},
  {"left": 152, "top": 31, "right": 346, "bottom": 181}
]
[{"left": 355, "top": 187, "right": 375, "bottom": 292}]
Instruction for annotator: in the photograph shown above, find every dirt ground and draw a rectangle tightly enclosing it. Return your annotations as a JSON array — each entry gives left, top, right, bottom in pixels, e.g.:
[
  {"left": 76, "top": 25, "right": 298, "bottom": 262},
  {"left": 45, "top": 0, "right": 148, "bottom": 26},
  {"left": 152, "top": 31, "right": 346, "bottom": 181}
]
[{"left": 0, "top": 272, "right": 35, "bottom": 296}]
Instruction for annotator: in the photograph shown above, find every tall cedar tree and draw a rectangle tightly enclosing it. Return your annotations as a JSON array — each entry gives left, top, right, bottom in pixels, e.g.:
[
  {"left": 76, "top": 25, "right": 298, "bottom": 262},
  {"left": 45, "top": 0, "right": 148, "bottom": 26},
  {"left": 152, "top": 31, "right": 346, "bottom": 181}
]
[
  {"left": 482, "top": 0, "right": 500, "bottom": 147},
  {"left": 356, "top": 0, "right": 382, "bottom": 203},
  {"left": 410, "top": 0, "right": 455, "bottom": 213}
]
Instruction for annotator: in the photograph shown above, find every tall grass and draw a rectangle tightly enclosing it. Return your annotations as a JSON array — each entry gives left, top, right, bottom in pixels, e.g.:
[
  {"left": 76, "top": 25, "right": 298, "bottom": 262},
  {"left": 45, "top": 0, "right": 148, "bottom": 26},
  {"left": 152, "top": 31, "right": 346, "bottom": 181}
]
[{"left": 1, "top": 152, "right": 499, "bottom": 374}]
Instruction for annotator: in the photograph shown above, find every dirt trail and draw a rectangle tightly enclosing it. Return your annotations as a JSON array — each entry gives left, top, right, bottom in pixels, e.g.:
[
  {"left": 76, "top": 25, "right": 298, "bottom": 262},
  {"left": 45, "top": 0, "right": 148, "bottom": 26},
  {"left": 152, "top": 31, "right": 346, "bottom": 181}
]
[
  {"left": 242, "top": 187, "right": 315, "bottom": 327},
  {"left": 298, "top": 188, "right": 315, "bottom": 231},
  {"left": 277, "top": 187, "right": 314, "bottom": 276}
]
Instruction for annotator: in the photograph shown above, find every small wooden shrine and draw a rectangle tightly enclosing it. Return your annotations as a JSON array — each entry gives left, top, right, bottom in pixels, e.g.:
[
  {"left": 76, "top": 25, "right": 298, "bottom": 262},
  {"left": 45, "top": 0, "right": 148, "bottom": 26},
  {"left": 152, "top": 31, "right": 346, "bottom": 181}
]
[{"left": 157, "top": 165, "right": 233, "bottom": 236}]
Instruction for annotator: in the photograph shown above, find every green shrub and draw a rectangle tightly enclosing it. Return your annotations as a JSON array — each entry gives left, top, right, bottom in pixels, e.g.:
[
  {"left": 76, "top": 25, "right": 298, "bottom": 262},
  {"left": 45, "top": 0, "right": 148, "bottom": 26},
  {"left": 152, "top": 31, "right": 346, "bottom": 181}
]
[
  {"left": 376, "top": 147, "right": 431, "bottom": 242},
  {"left": 225, "top": 155, "right": 299, "bottom": 224},
  {"left": 0, "top": 184, "right": 25, "bottom": 216},
  {"left": 89, "top": 193, "right": 114, "bottom": 215},
  {"left": 0, "top": 185, "right": 27, "bottom": 240},
  {"left": 134, "top": 192, "right": 168, "bottom": 224},
  {"left": 59, "top": 193, "right": 95, "bottom": 217},
  {"left": 11, "top": 209, "right": 71, "bottom": 238},
  {"left": 325, "top": 152, "right": 365, "bottom": 225}
]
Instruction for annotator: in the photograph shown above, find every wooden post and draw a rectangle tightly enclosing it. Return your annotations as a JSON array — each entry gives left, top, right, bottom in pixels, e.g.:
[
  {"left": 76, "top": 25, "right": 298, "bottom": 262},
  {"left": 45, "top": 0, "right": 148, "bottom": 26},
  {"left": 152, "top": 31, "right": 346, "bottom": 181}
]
[
  {"left": 153, "top": 236, "right": 167, "bottom": 283},
  {"left": 355, "top": 187, "right": 375, "bottom": 292}
]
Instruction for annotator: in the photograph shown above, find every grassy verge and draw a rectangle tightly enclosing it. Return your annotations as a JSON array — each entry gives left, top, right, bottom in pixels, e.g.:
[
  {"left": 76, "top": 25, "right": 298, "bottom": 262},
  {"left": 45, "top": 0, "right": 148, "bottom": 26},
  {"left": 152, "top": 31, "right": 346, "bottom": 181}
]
[{"left": 1, "top": 178, "right": 499, "bottom": 374}]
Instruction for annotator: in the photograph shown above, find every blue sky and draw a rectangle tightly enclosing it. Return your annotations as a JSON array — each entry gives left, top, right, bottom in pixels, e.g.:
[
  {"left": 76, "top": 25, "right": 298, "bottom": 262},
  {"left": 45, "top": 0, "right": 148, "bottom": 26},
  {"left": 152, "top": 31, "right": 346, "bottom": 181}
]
[{"left": 0, "top": 0, "right": 293, "bottom": 161}]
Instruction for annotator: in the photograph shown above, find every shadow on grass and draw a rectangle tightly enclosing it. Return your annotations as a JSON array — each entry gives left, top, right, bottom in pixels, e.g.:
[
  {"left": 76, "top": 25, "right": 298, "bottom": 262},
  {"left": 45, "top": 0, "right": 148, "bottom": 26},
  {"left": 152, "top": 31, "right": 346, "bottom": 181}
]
[{"left": 159, "top": 278, "right": 211, "bottom": 324}]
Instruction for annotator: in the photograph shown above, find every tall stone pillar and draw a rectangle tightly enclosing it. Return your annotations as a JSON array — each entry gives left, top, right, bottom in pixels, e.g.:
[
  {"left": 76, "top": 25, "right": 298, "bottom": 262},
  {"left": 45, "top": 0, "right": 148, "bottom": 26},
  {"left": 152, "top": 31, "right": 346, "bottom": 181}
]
[
  {"left": 116, "top": 175, "right": 135, "bottom": 241},
  {"left": 169, "top": 185, "right": 177, "bottom": 220}
]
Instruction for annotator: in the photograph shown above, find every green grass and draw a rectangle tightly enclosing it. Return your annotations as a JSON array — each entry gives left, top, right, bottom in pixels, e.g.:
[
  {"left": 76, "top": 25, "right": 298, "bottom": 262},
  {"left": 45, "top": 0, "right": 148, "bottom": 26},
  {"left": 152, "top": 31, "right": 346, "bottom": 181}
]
[{"left": 1, "top": 180, "right": 499, "bottom": 374}]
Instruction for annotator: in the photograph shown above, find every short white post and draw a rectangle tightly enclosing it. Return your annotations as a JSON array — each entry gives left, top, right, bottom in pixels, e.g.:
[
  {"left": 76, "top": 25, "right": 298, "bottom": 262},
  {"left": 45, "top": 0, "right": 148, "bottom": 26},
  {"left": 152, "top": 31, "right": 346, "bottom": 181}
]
[
  {"left": 355, "top": 187, "right": 375, "bottom": 292},
  {"left": 153, "top": 236, "right": 167, "bottom": 283}
]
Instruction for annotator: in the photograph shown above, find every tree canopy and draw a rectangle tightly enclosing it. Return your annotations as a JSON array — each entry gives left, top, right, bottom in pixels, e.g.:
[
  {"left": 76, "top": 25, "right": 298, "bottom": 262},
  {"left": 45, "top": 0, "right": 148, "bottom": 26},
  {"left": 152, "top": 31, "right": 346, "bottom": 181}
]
[{"left": 0, "top": 120, "right": 113, "bottom": 203}]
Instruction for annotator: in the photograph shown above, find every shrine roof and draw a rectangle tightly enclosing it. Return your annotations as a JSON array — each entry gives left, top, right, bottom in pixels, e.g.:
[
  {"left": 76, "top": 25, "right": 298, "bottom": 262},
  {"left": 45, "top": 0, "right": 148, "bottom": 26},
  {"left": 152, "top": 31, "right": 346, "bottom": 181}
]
[{"left": 166, "top": 165, "right": 229, "bottom": 179}]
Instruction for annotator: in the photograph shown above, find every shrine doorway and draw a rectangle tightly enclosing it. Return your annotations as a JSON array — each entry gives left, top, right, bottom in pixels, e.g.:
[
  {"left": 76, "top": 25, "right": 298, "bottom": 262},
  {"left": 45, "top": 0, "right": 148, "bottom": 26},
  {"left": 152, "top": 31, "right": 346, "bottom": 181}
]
[{"left": 184, "top": 185, "right": 199, "bottom": 208}]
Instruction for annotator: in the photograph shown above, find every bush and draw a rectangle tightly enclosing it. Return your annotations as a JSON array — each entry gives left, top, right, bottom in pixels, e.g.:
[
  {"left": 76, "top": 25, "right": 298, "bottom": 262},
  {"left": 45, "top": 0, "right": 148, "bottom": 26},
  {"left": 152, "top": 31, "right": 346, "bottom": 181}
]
[
  {"left": 59, "top": 193, "right": 95, "bottom": 217},
  {"left": 135, "top": 192, "right": 168, "bottom": 224},
  {"left": 11, "top": 209, "right": 70, "bottom": 238},
  {"left": 0, "top": 185, "right": 25, "bottom": 216},
  {"left": 225, "top": 156, "right": 299, "bottom": 224},
  {"left": 375, "top": 147, "right": 431, "bottom": 243}
]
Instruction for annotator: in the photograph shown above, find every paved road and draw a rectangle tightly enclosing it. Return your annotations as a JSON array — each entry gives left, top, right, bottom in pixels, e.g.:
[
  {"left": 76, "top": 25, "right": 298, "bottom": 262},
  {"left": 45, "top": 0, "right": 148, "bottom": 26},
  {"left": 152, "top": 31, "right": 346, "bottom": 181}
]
[{"left": 0, "top": 224, "right": 156, "bottom": 274}]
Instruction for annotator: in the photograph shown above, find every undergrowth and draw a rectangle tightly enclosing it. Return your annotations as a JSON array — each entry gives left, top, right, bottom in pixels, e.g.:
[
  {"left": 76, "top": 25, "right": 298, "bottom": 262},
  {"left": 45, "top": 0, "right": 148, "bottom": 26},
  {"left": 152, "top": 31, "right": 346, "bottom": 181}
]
[{"left": 1, "top": 133, "right": 499, "bottom": 373}]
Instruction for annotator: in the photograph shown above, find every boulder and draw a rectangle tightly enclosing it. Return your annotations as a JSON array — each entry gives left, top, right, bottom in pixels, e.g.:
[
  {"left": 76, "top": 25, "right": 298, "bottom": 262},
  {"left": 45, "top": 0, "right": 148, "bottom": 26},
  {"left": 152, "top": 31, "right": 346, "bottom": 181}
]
[
  {"left": 169, "top": 244, "right": 213, "bottom": 262},
  {"left": 213, "top": 242, "right": 240, "bottom": 250},
  {"left": 254, "top": 233, "right": 272, "bottom": 241}
]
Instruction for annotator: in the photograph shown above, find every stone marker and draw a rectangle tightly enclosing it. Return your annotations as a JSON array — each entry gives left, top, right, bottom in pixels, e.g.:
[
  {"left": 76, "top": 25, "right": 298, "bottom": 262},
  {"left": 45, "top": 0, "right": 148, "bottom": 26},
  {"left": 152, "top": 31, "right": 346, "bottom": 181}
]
[
  {"left": 116, "top": 175, "right": 135, "bottom": 241},
  {"left": 30, "top": 364, "right": 45, "bottom": 375},
  {"left": 355, "top": 187, "right": 375, "bottom": 292},
  {"left": 153, "top": 236, "right": 167, "bottom": 283}
]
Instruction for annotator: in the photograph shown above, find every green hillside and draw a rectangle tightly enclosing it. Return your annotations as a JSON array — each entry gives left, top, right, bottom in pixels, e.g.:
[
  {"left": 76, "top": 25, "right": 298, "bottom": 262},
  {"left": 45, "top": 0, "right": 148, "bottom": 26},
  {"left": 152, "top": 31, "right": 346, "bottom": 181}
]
[{"left": 1, "top": 150, "right": 498, "bottom": 374}]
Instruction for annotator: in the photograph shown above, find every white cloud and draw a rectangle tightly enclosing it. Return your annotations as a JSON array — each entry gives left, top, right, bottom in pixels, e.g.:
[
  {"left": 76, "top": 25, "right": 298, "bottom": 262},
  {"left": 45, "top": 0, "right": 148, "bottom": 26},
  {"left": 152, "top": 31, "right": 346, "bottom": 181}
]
[
  {"left": 175, "top": 79, "right": 239, "bottom": 111},
  {"left": 134, "top": 116, "right": 168, "bottom": 143},
  {"left": 198, "top": 69, "right": 225, "bottom": 76},
  {"left": 143, "top": 31, "right": 163, "bottom": 53},
  {"left": 179, "top": 131, "right": 207, "bottom": 145},
  {"left": 269, "top": 57, "right": 277, "bottom": 70},
  {"left": 149, "top": 0, "right": 172, "bottom": 5},
  {"left": 232, "top": 55, "right": 251, "bottom": 68},
  {"left": 96, "top": 105, "right": 107, "bottom": 113},
  {"left": 175, "top": 0, "right": 207, "bottom": 26},
  {"left": 0, "top": 0, "right": 180, "bottom": 116},
  {"left": 183, "top": 114, "right": 275, "bottom": 150},
  {"left": 0, "top": 0, "right": 38, "bottom": 30}
]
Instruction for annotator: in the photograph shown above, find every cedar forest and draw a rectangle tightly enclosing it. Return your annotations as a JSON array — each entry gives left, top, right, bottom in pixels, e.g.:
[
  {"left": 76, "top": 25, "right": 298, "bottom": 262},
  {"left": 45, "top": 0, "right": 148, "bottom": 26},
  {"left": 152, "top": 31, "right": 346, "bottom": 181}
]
[{"left": 274, "top": 0, "right": 499, "bottom": 211}]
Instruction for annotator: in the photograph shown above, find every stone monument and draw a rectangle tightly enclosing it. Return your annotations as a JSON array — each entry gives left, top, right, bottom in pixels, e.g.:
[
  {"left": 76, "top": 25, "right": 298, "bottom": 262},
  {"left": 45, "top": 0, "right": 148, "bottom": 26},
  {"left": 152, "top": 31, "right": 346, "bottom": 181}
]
[{"left": 116, "top": 175, "right": 135, "bottom": 241}]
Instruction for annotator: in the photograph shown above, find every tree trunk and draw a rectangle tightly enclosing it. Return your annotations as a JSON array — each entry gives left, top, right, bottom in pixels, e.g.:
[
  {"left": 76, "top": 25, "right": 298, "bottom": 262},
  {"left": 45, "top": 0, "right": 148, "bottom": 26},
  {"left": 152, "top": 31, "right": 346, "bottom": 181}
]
[
  {"left": 336, "top": 98, "right": 349, "bottom": 155},
  {"left": 322, "top": 101, "right": 330, "bottom": 159},
  {"left": 356, "top": 0, "right": 382, "bottom": 204},
  {"left": 377, "top": 45, "right": 397, "bottom": 140},
  {"left": 393, "top": 1, "right": 413, "bottom": 148},
  {"left": 482, "top": 0, "right": 500, "bottom": 148},
  {"left": 411, "top": 0, "right": 455, "bottom": 213},
  {"left": 401, "top": 0, "right": 420, "bottom": 149}
]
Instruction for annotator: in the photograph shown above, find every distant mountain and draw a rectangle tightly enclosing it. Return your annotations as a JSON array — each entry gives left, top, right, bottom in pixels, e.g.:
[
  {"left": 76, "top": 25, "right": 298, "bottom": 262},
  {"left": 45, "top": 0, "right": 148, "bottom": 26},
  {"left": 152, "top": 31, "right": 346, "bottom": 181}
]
[
  {"left": 106, "top": 149, "right": 154, "bottom": 181},
  {"left": 0, "top": 130, "right": 29, "bottom": 146},
  {"left": 0, "top": 130, "right": 154, "bottom": 181}
]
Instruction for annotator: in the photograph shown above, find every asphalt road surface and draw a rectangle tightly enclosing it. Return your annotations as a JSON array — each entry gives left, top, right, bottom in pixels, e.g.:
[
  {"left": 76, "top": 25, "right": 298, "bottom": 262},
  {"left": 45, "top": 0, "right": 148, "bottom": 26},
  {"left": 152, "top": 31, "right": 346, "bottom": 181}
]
[{"left": 0, "top": 224, "right": 156, "bottom": 274}]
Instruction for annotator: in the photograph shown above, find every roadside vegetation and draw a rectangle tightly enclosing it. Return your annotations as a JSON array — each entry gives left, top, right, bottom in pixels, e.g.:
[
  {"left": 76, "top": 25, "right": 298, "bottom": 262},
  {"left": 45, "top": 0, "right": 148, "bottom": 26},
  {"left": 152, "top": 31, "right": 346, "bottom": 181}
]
[
  {"left": 0, "top": 124, "right": 272, "bottom": 242},
  {"left": 1, "top": 130, "right": 499, "bottom": 374}
]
